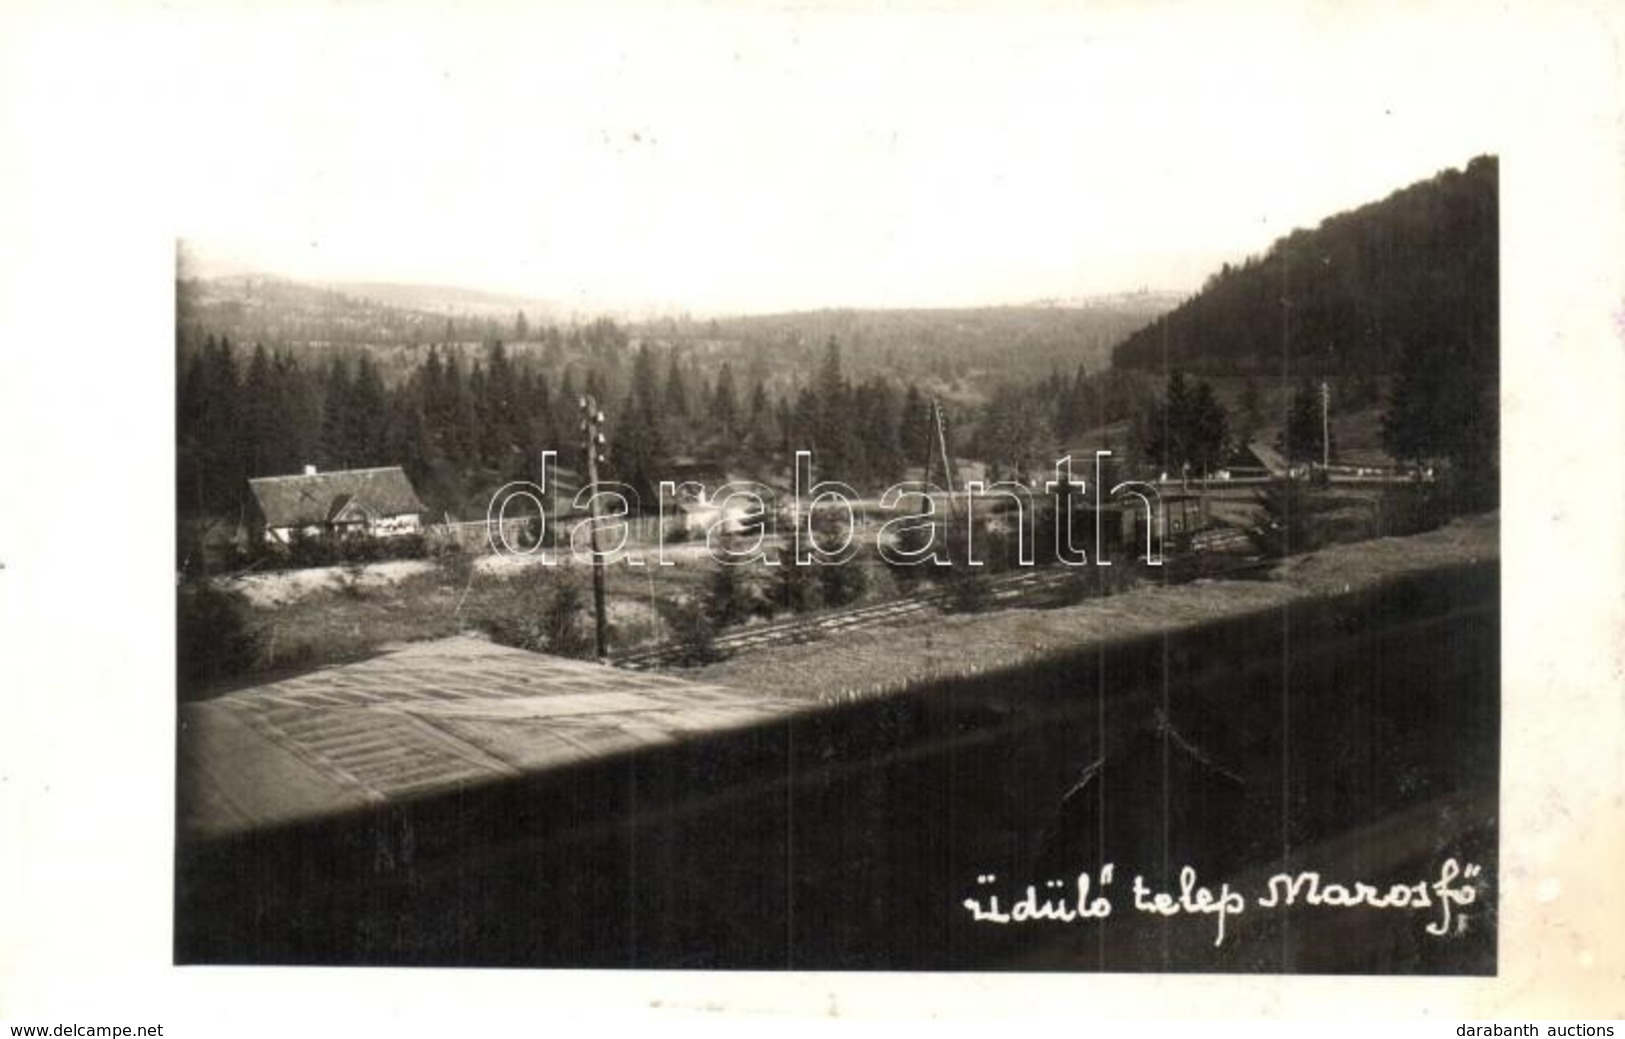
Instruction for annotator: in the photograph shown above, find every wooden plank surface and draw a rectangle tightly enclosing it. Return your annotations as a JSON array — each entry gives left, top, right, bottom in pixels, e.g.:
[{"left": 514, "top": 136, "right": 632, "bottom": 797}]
[{"left": 180, "top": 635, "right": 800, "bottom": 839}]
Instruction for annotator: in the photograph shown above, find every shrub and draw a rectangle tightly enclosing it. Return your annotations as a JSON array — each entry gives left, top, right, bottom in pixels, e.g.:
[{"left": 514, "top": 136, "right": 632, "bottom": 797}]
[
  {"left": 809, "top": 507, "right": 848, "bottom": 541},
  {"left": 253, "top": 541, "right": 293, "bottom": 572},
  {"left": 525, "top": 515, "right": 550, "bottom": 549},
  {"left": 336, "top": 535, "right": 378, "bottom": 564},
  {"left": 542, "top": 574, "right": 594, "bottom": 658},
  {"left": 1246, "top": 479, "right": 1331, "bottom": 558},
  {"left": 974, "top": 522, "right": 1023, "bottom": 573},
  {"left": 810, "top": 521, "right": 868, "bottom": 609},
  {"left": 286, "top": 528, "right": 328, "bottom": 569},
  {"left": 703, "top": 564, "right": 755, "bottom": 629},
  {"left": 818, "top": 556, "right": 869, "bottom": 608},
  {"left": 885, "top": 517, "right": 937, "bottom": 591},
  {"left": 942, "top": 567, "right": 995, "bottom": 613},
  {"left": 1440, "top": 455, "right": 1498, "bottom": 515},
  {"left": 472, "top": 572, "right": 595, "bottom": 658},
  {"left": 243, "top": 528, "right": 433, "bottom": 571},
  {"left": 773, "top": 556, "right": 820, "bottom": 614},
  {"left": 1376, "top": 484, "right": 1448, "bottom": 538},
  {"left": 177, "top": 580, "right": 258, "bottom": 698},
  {"left": 1104, "top": 561, "right": 1145, "bottom": 596},
  {"left": 662, "top": 520, "right": 691, "bottom": 545},
  {"left": 338, "top": 560, "right": 369, "bottom": 599},
  {"left": 749, "top": 584, "right": 780, "bottom": 621},
  {"left": 437, "top": 544, "right": 477, "bottom": 591},
  {"left": 469, "top": 577, "right": 547, "bottom": 652},
  {"left": 664, "top": 600, "right": 723, "bottom": 666}
]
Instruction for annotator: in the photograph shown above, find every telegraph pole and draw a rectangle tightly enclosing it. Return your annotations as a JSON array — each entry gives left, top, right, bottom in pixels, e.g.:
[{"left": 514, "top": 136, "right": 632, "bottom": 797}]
[
  {"left": 932, "top": 396, "right": 958, "bottom": 529},
  {"left": 1320, "top": 380, "right": 1331, "bottom": 472},
  {"left": 579, "top": 395, "right": 610, "bottom": 661}
]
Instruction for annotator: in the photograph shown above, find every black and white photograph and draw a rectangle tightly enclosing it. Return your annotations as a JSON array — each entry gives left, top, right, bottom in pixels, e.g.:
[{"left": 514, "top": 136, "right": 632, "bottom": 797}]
[
  {"left": 3, "top": 0, "right": 1623, "bottom": 1028},
  {"left": 170, "top": 16, "right": 1502, "bottom": 974}
]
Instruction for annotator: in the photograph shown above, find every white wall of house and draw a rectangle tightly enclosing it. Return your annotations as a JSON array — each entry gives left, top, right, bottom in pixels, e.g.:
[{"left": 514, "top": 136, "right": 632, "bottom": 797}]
[
  {"left": 370, "top": 514, "right": 422, "bottom": 536},
  {"left": 263, "top": 514, "right": 422, "bottom": 543},
  {"left": 263, "top": 524, "right": 325, "bottom": 545}
]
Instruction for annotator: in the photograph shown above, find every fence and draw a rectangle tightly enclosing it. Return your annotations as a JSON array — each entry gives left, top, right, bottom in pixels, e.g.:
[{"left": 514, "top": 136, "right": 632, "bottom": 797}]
[{"left": 427, "top": 514, "right": 673, "bottom": 555}]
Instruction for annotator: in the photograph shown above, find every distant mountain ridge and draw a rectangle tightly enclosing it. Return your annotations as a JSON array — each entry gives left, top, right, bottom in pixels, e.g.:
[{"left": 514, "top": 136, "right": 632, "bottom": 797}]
[
  {"left": 321, "top": 280, "right": 563, "bottom": 318},
  {"left": 182, "top": 274, "right": 561, "bottom": 332},
  {"left": 177, "top": 275, "right": 555, "bottom": 352},
  {"left": 179, "top": 272, "right": 1180, "bottom": 388},
  {"left": 1020, "top": 289, "right": 1187, "bottom": 310}
]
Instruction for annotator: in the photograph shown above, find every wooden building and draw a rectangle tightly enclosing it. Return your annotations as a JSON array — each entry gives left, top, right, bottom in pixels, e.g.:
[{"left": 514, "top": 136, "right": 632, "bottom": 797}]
[{"left": 247, "top": 465, "right": 426, "bottom": 544}]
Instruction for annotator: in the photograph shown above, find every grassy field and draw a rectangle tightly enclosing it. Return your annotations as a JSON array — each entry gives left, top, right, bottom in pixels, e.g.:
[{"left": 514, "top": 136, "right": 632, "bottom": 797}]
[
  {"left": 204, "top": 539, "right": 907, "bottom": 692},
  {"left": 196, "top": 485, "right": 1487, "bottom": 699},
  {"left": 681, "top": 511, "right": 1498, "bottom": 702}
]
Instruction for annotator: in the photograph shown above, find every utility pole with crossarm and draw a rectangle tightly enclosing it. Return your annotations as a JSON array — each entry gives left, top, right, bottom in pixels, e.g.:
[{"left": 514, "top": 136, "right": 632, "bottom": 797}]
[{"left": 579, "top": 395, "right": 610, "bottom": 661}]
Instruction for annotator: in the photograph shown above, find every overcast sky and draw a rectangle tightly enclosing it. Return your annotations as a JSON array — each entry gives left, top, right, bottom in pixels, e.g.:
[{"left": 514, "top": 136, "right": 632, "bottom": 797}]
[{"left": 164, "top": 3, "right": 1511, "bottom": 316}]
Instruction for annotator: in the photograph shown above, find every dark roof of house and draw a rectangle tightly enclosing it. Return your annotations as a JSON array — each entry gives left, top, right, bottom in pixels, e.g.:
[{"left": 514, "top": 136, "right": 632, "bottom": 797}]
[
  {"left": 1247, "top": 440, "right": 1290, "bottom": 477},
  {"left": 664, "top": 458, "right": 729, "bottom": 484},
  {"left": 326, "top": 493, "right": 359, "bottom": 523},
  {"left": 248, "top": 467, "right": 425, "bottom": 530}
]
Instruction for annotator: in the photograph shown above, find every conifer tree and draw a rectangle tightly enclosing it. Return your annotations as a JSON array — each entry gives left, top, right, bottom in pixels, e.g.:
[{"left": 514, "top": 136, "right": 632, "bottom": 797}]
[
  {"left": 241, "top": 342, "right": 275, "bottom": 479},
  {"left": 319, "top": 357, "right": 352, "bottom": 470},
  {"left": 813, "top": 337, "right": 850, "bottom": 478},
  {"left": 1284, "top": 378, "right": 1330, "bottom": 464},
  {"left": 663, "top": 349, "right": 690, "bottom": 424},
  {"left": 900, "top": 383, "right": 929, "bottom": 472},
  {"left": 482, "top": 341, "right": 519, "bottom": 469},
  {"left": 348, "top": 353, "right": 389, "bottom": 466},
  {"left": 747, "top": 379, "right": 771, "bottom": 452},
  {"left": 712, "top": 362, "right": 739, "bottom": 440}
]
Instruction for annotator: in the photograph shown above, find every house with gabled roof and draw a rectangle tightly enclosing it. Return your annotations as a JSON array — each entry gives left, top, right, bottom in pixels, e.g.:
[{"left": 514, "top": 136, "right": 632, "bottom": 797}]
[{"left": 248, "top": 465, "right": 426, "bottom": 544}]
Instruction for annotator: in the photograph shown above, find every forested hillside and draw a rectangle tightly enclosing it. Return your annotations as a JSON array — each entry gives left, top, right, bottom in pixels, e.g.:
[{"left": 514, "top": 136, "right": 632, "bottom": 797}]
[
  {"left": 687, "top": 295, "right": 1179, "bottom": 386},
  {"left": 176, "top": 328, "right": 969, "bottom": 524},
  {"left": 1112, "top": 156, "right": 1497, "bottom": 377},
  {"left": 176, "top": 276, "right": 1178, "bottom": 524}
]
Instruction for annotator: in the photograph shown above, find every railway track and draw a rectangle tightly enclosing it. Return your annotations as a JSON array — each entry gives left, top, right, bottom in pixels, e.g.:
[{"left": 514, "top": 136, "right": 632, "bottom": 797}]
[
  {"left": 612, "top": 553, "right": 1271, "bottom": 669},
  {"left": 613, "top": 569, "right": 1064, "bottom": 669}
]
